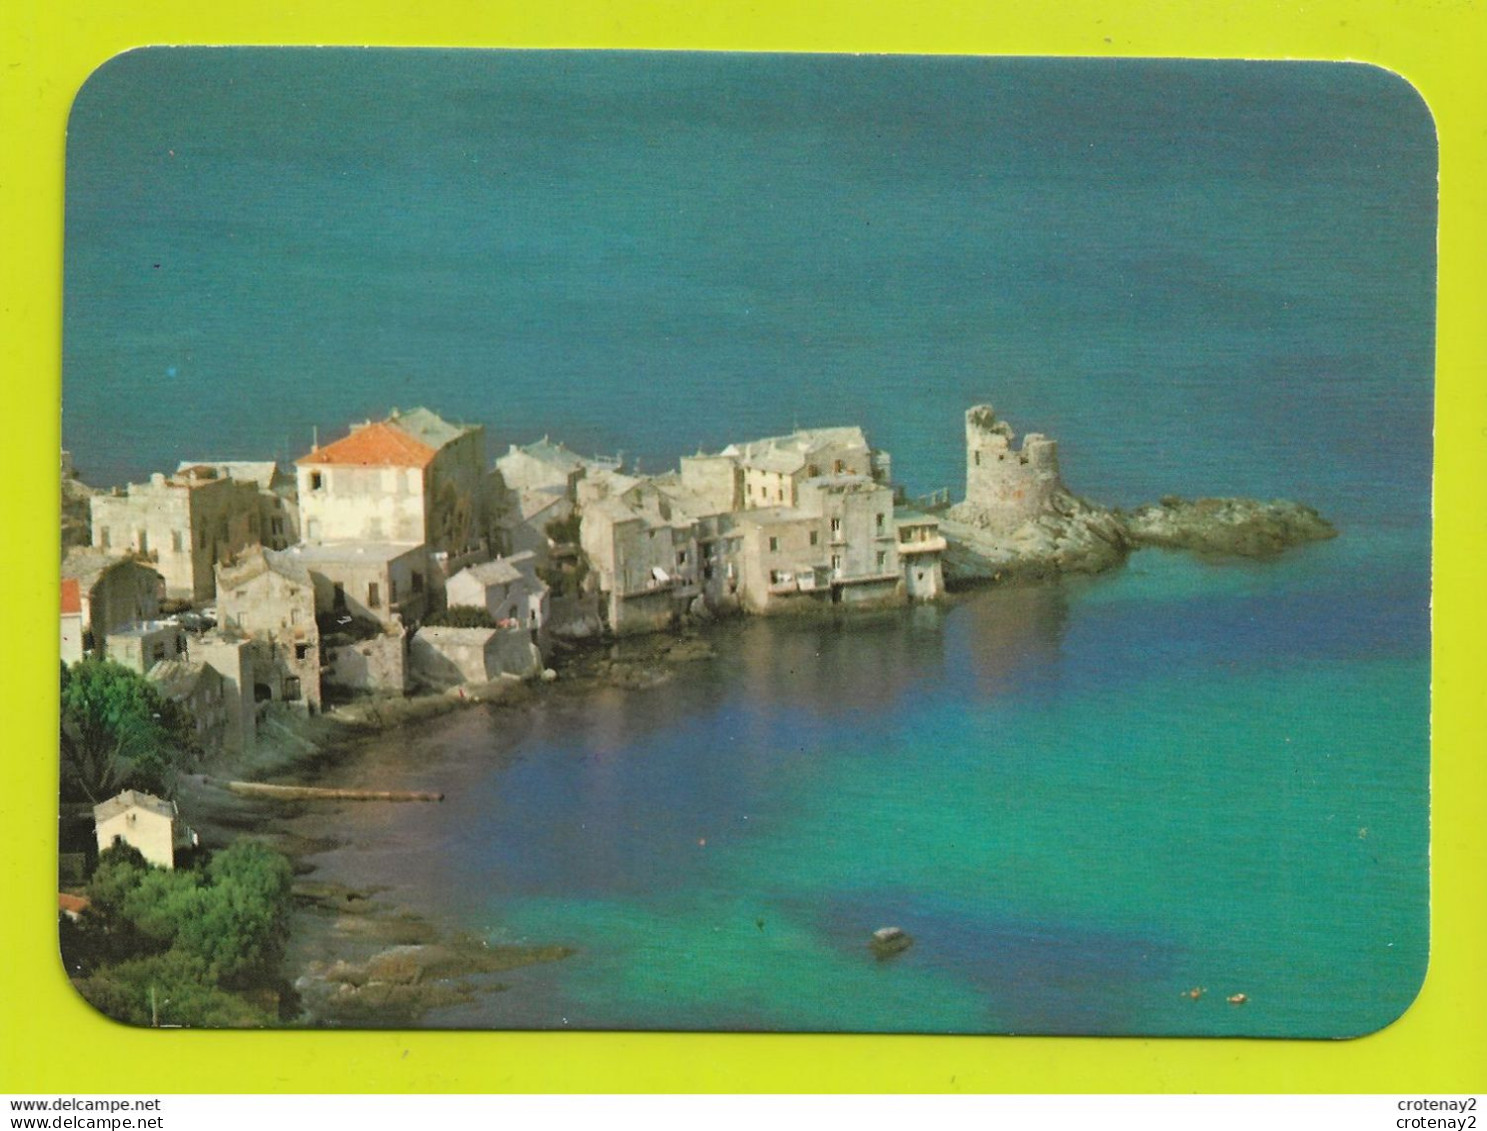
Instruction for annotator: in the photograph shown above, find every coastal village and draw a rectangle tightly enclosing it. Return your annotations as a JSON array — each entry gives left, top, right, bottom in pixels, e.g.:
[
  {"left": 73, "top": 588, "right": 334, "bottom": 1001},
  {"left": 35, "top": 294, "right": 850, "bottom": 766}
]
[
  {"left": 60, "top": 405, "right": 1007, "bottom": 771},
  {"left": 59, "top": 401, "right": 1335, "bottom": 1024}
]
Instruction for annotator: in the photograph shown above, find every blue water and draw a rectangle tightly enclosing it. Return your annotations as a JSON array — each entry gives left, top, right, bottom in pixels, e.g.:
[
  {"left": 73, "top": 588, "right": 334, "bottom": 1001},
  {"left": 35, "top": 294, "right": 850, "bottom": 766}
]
[{"left": 62, "top": 51, "right": 1434, "bottom": 1035}]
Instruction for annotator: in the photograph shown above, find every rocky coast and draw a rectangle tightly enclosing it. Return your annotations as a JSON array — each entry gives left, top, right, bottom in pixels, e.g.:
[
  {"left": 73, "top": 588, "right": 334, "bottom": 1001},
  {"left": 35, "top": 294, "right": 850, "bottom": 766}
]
[{"left": 941, "top": 487, "right": 1337, "bottom": 585}]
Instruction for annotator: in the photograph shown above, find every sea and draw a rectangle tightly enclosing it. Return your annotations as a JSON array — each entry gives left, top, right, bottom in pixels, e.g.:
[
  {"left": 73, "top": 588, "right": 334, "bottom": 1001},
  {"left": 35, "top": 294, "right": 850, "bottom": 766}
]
[{"left": 61, "top": 50, "right": 1436, "bottom": 1036}]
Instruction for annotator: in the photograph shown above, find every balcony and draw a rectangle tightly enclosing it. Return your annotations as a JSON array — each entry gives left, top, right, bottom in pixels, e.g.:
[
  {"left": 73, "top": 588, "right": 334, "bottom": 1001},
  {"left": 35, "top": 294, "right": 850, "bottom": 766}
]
[{"left": 897, "top": 534, "right": 947, "bottom": 555}]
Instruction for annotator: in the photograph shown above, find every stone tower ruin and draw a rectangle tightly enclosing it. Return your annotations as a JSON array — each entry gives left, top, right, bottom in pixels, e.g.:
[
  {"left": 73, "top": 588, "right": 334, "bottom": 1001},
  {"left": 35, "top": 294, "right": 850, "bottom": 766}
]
[{"left": 959, "top": 404, "right": 1063, "bottom": 528}]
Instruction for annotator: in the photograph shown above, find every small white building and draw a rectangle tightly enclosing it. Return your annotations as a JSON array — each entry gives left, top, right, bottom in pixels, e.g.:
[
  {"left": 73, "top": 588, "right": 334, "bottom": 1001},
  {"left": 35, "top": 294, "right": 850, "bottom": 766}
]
[
  {"left": 445, "top": 553, "right": 549, "bottom": 632},
  {"left": 93, "top": 790, "right": 188, "bottom": 870}
]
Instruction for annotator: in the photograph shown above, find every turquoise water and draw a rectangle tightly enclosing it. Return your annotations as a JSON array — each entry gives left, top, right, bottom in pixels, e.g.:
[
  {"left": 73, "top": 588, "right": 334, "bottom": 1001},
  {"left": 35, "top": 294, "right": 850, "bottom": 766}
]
[{"left": 62, "top": 51, "right": 1434, "bottom": 1034}]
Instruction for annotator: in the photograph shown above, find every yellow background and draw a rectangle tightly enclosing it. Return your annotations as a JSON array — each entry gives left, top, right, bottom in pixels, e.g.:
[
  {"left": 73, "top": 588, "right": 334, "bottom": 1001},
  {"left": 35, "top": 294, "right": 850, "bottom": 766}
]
[{"left": 3, "top": 0, "right": 1484, "bottom": 1094}]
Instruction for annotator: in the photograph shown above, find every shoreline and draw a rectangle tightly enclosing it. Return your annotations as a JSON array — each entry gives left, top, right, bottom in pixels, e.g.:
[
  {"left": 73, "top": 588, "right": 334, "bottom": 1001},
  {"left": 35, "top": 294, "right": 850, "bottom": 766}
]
[{"left": 165, "top": 491, "right": 1335, "bottom": 1026}]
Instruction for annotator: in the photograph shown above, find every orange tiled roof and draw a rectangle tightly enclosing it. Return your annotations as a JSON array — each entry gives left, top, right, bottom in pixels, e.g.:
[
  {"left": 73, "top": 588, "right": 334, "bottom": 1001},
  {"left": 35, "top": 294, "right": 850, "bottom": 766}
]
[
  {"left": 297, "top": 421, "right": 438, "bottom": 469},
  {"left": 59, "top": 893, "right": 90, "bottom": 915},
  {"left": 61, "top": 578, "right": 82, "bottom": 615}
]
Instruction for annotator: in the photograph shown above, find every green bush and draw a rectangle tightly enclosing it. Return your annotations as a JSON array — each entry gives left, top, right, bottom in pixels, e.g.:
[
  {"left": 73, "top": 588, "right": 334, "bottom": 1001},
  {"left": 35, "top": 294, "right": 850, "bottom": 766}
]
[
  {"left": 68, "top": 841, "right": 294, "bottom": 1026},
  {"left": 423, "top": 604, "right": 498, "bottom": 629}
]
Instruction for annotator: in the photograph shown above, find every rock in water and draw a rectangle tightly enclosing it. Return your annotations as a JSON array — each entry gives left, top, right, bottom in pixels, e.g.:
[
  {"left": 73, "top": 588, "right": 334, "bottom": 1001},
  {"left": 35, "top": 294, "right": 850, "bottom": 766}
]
[
  {"left": 870, "top": 925, "right": 913, "bottom": 959},
  {"left": 1122, "top": 497, "right": 1337, "bottom": 558}
]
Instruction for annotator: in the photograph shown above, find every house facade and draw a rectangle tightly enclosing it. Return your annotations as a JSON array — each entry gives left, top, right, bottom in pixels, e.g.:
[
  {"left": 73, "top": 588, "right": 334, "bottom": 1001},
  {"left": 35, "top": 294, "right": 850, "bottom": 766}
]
[
  {"left": 94, "top": 790, "right": 184, "bottom": 870},
  {"left": 90, "top": 467, "right": 263, "bottom": 603},
  {"left": 147, "top": 659, "right": 229, "bottom": 756},
  {"left": 178, "top": 460, "right": 299, "bottom": 550},
  {"left": 61, "top": 550, "right": 164, "bottom": 659},
  {"left": 296, "top": 407, "right": 490, "bottom": 558},
  {"left": 446, "top": 552, "right": 550, "bottom": 632},
  {"left": 215, "top": 547, "right": 321, "bottom": 713}
]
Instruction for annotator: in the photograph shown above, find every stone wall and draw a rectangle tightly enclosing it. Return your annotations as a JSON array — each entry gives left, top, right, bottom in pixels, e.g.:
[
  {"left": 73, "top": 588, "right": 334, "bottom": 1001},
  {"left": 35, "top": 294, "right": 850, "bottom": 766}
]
[{"left": 325, "top": 631, "right": 408, "bottom": 694}]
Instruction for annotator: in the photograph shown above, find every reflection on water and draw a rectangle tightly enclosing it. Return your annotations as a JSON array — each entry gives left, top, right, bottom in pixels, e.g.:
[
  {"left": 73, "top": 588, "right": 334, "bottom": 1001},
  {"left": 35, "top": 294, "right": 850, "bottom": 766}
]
[
  {"left": 291, "top": 587, "right": 1072, "bottom": 927},
  {"left": 283, "top": 565, "right": 1425, "bottom": 1035}
]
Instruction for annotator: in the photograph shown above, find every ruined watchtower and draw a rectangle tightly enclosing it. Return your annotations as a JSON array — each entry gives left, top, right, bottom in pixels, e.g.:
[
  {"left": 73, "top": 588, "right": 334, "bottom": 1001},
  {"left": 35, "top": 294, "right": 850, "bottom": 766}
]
[{"left": 961, "top": 405, "right": 1062, "bottom": 527}]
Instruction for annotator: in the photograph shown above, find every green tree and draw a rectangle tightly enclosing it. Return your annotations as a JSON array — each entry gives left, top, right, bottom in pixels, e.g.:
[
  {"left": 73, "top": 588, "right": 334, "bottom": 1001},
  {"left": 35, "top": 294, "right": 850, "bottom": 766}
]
[
  {"left": 68, "top": 840, "right": 295, "bottom": 1027},
  {"left": 60, "top": 659, "right": 195, "bottom": 802},
  {"left": 74, "top": 951, "right": 272, "bottom": 1028}
]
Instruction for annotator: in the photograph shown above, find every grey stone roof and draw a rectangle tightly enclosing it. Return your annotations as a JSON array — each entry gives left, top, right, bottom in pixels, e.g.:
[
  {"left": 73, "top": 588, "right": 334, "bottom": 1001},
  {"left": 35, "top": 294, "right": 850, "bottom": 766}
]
[
  {"left": 176, "top": 460, "right": 282, "bottom": 490},
  {"left": 217, "top": 545, "right": 313, "bottom": 588},
  {"left": 62, "top": 548, "right": 158, "bottom": 589},
  {"left": 503, "top": 437, "right": 585, "bottom": 472},
  {"left": 93, "top": 789, "right": 175, "bottom": 824},
  {"left": 146, "top": 659, "right": 214, "bottom": 701},
  {"left": 389, "top": 407, "right": 476, "bottom": 450},
  {"left": 456, "top": 559, "right": 524, "bottom": 587}
]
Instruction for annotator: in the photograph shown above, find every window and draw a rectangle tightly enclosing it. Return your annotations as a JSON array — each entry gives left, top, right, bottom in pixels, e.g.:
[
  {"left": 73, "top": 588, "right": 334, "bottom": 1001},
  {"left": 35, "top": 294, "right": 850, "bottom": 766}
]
[
  {"left": 876, "top": 551, "right": 887, "bottom": 570},
  {"left": 830, "top": 518, "right": 841, "bottom": 534},
  {"left": 834, "top": 460, "right": 844, "bottom": 473},
  {"left": 831, "top": 554, "right": 841, "bottom": 571},
  {"left": 809, "top": 530, "right": 819, "bottom": 546},
  {"left": 137, "top": 530, "right": 148, "bottom": 554},
  {"left": 284, "top": 676, "right": 301, "bottom": 701},
  {"left": 677, "top": 550, "right": 688, "bottom": 566},
  {"left": 310, "top": 471, "right": 324, "bottom": 491},
  {"left": 876, "top": 513, "right": 885, "bottom": 531},
  {"left": 368, "top": 582, "right": 381, "bottom": 609},
  {"left": 294, "top": 643, "right": 309, "bottom": 660},
  {"left": 171, "top": 530, "right": 184, "bottom": 553},
  {"left": 974, "top": 451, "right": 981, "bottom": 467},
  {"left": 768, "top": 537, "right": 779, "bottom": 553},
  {"left": 411, "top": 571, "right": 424, "bottom": 594},
  {"left": 290, "top": 608, "right": 300, "bottom": 625}
]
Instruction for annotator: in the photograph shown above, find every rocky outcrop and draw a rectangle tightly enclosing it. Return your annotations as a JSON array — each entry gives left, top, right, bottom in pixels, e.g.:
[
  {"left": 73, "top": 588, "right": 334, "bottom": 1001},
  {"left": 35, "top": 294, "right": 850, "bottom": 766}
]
[
  {"left": 941, "top": 403, "right": 1337, "bottom": 586},
  {"left": 940, "top": 492, "right": 1335, "bottom": 585},
  {"left": 1119, "top": 496, "right": 1337, "bottom": 558},
  {"left": 942, "top": 488, "right": 1131, "bottom": 583}
]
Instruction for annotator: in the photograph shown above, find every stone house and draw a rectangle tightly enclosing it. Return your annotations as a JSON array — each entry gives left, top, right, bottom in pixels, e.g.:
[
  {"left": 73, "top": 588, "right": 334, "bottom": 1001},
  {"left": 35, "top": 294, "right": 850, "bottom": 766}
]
[
  {"left": 579, "top": 481, "right": 703, "bottom": 635},
  {"left": 721, "top": 427, "right": 891, "bottom": 511},
  {"left": 496, "top": 437, "right": 590, "bottom": 496},
  {"left": 189, "top": 633, "right": 256, "bottom": 754},
  {"left": 147, "top": 659, "right": 229, "bottom": 755},
  {"left": 61, "top": 550, "right": 163, "bottom": 659},
  {"left": 732, "top": 476, "right": 906, "bottom": 613},
  {"left": 177, "top": 460, "right": 299, "bottom": 549},
  {"left": 894, "top": 509, "right": 947, "bottom": 601},
  {"left": 215, "top": 547, "right": 321, "bottom": 713},
  {"left": 105, "top": 620, "right": 188, "bottom": 674},
  {"left": 90, "top": 466, "right": 264, "bottom": 603},
  {"left": 410, "top": 625, "right": 543, "bottom": 687},
  {"left": 278, "top": 541, "right": 429, "bottom": 629},
  {"left": 446, "top": 553, "right": 550, "bottom": 632},
  {"left": 322, "top": 630, "right": 407, "bottom": 696},
  {"left": 296, "top": 407, "right": 491, "bottom": 559},
  {"left": 94, "top": 790, "right": 188, "bottom": 870}
]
